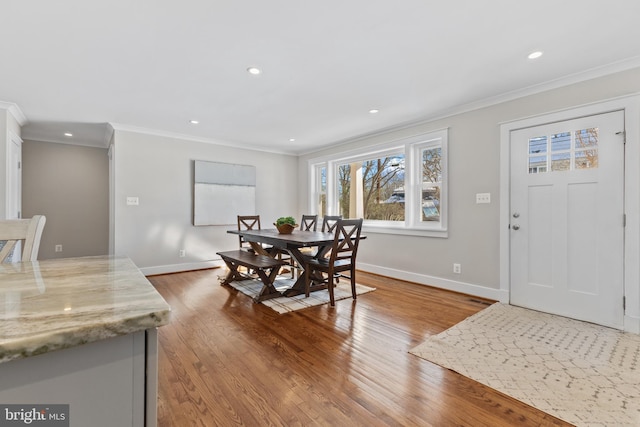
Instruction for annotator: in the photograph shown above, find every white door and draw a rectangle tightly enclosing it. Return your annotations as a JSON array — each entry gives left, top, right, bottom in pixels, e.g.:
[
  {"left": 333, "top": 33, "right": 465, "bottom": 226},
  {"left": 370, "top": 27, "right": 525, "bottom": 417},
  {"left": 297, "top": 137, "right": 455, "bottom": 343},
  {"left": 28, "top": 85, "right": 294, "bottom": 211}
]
[{"left": 510, "top": 110, "right": 625, "bottom": 329}]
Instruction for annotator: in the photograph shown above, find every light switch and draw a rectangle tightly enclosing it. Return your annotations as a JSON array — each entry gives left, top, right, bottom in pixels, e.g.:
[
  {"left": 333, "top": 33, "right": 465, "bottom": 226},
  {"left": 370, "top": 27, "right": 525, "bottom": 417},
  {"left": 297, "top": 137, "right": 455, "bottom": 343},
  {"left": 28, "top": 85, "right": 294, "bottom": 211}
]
[{"left": 126, "top": 196, "right": 139, "bottom": 206}]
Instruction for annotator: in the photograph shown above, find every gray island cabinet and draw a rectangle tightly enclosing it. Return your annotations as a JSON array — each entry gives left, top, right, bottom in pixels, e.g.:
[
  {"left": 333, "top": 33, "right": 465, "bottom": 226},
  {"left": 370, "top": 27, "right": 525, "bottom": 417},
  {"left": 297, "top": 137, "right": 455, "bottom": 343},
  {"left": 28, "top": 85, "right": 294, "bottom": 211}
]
[{"left": 0, "top": 256, "right": 171, "bottom": 427}]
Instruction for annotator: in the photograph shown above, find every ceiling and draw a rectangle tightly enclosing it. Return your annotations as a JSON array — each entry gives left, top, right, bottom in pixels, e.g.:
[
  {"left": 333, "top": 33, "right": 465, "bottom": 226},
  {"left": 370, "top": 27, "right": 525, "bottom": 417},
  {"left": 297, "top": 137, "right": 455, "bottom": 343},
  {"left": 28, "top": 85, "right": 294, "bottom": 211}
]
[{"left": 2, "top": 1, "right": 640, "bottom": 154}]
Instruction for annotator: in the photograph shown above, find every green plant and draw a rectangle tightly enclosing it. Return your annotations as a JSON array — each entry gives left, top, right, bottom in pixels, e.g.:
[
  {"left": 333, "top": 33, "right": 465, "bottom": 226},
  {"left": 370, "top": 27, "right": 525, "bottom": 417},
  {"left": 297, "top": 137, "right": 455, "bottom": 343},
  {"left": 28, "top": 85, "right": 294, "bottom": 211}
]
[{"left": 275, "top": 216, "right": 297, "bottom": 226}]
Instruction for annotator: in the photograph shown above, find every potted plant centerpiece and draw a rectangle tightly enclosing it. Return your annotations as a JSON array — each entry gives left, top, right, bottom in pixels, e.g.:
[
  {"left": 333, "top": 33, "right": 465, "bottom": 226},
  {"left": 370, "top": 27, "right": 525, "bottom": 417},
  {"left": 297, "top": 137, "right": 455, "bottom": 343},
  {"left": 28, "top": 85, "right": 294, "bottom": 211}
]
[{"left": 274, "top": 216, "right": 298, "bottom": 234}]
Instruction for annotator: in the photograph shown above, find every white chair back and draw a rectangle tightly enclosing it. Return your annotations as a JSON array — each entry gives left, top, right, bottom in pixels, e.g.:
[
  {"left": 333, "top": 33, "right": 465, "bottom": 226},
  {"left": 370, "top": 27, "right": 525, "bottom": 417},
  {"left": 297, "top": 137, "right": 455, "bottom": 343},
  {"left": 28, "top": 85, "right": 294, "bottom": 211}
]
[{"left": 0, "top": 215, "right": 46, "bottom": 262}]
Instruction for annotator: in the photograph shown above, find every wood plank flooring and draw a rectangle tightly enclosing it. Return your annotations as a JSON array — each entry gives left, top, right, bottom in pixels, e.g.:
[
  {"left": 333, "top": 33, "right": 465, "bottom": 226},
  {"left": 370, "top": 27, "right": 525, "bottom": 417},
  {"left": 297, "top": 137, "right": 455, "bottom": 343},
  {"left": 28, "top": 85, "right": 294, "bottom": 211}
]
[{"left": 149, "top": 269, "right": 572, "bottom": 426}]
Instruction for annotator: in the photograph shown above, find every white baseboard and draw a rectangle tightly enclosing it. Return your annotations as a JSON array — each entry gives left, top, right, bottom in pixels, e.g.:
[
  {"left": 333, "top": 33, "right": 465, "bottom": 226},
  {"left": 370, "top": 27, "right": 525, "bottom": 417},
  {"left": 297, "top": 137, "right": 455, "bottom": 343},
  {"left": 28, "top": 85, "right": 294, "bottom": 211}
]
[
  {"left": 624, "top": 315, "right": 640, "bottom": 334},
  {"left": 358, "top": 262, "right": 509, "bottom": 302},
  {"left": 142, "top": 259, "right": 509, "bottom": 302},
  {"left": 141, "top": 260, "right": 225, "bottom": 276}
]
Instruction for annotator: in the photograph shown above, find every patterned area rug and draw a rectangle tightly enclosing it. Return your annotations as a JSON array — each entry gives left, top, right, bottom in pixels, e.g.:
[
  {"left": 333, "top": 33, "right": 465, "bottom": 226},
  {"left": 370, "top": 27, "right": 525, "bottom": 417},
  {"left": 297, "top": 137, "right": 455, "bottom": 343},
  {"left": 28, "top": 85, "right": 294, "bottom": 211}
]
[
  {"left": 409, "top": 303, "right": 640, "bottom": 427},
  {"left": 224, "top": 277, "right": 375, "bottom": 314}
]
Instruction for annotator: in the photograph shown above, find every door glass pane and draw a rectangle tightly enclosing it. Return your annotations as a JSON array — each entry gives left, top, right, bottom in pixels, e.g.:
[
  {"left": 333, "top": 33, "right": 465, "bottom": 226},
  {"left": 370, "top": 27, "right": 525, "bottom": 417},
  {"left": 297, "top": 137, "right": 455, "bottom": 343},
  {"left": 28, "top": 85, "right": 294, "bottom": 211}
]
[
  {"left": 551, "top": 132, "right": 571, "bottom": 151},
  {"left": 528, "top": 136, "right": 547, "bottom": 154},
  {"left": 574, "top": 128, "right": 598, "bottom": 170},
  {"left": 551, "top": 153, "right": 570, "bottom": 171},
  {"left": 529, "top": 156, "right": 547, "bottom": 173}
]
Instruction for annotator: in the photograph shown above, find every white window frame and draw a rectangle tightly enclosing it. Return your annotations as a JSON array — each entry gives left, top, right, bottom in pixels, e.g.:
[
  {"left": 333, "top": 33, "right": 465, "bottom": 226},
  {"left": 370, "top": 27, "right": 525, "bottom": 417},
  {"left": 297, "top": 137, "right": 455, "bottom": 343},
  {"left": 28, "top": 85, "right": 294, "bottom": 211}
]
[{"left": 307, "top": 129, "right": 448, "bottom": 238}]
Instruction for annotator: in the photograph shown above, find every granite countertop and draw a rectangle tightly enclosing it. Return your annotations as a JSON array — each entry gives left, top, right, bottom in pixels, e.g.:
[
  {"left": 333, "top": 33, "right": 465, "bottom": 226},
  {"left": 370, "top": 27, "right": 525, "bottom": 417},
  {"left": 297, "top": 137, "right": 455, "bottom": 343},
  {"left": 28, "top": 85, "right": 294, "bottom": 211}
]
[{"left": 0, "top": 255, "right": 171, "bottom": 363}]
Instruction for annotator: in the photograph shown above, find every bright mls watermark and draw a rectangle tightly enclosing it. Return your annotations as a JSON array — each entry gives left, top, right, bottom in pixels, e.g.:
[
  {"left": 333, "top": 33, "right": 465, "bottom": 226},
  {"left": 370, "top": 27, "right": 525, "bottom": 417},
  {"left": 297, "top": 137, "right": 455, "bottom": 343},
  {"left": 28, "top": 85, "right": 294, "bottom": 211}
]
[{"left": 0, "top": 405, "right": 68, "bottom": 426}]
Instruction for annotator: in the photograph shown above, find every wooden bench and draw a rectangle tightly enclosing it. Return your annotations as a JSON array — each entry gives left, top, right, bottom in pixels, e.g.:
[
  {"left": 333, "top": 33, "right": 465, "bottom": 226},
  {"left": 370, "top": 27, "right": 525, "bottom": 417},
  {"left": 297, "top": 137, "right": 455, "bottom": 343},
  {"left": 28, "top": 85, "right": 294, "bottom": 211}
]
[{"left": 217, "top": 250, "right": 286, "bottom": 302}]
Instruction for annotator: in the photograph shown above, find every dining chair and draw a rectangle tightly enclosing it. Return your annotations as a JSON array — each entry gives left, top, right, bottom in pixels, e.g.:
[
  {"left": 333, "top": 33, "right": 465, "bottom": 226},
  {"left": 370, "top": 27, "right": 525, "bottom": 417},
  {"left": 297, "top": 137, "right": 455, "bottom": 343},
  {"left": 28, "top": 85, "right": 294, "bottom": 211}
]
[
  {"left": 321, "top": 215, "right": 342, "bottom": 232},
  {"left": 304, "top": 218, "right": 363, "bottom": 306},
  {"left": 237, "top": 215, "right": 262, "bottom": 251},
  {"left": 0, "top": 215, "right": 47, "bottom": 263},
  {"left": 237, "top": 214, "right": 293, "bottom": 276},
  {"left": 300, "top": 214, "right": 318, "bottom": 231}
]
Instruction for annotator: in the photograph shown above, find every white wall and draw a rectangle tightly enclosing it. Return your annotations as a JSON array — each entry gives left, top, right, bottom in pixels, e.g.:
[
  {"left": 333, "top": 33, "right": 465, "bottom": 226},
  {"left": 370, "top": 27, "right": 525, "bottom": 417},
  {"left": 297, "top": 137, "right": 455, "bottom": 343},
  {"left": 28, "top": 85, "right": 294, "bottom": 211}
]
[
  {"left": 298, "top": 67, "right": 640, "bottom": 302},
  {"left": 112, "top": 129, "right": 298, "bottom": 275}
]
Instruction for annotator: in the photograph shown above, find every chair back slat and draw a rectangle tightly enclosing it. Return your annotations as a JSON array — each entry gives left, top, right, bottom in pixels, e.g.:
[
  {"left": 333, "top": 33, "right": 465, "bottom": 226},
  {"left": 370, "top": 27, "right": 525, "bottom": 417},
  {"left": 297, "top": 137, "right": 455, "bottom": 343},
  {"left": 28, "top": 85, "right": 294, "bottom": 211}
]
[
  {"left": 300, "top": 215, "right": 318, "bottom": 231},
  {"left": 0, "top": 215, "right": 46, "bottom": 262}
]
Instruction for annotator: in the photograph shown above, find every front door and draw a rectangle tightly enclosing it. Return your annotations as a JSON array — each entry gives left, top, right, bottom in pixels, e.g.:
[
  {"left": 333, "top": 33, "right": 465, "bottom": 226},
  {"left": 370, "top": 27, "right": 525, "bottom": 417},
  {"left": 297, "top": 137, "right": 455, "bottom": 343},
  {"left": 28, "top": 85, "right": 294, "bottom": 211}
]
[{"left": 510, "top": 110, "right": 625, "bottom": 329}]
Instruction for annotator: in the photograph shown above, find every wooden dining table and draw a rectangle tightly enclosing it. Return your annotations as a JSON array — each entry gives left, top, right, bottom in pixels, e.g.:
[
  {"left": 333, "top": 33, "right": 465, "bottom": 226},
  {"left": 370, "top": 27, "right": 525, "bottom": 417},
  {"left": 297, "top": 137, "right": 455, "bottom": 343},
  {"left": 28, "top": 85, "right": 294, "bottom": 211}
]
[{"left": 226, "top": 228, "right": 337, "bottom": 297}]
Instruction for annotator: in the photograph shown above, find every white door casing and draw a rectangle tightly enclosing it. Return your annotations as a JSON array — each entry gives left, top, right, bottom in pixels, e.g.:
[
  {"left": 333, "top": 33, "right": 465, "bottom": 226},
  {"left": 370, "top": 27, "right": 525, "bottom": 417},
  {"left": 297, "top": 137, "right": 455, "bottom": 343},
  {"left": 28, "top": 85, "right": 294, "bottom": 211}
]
[{"left": 509, "top": 110, "right": 625, "bottom": 329}]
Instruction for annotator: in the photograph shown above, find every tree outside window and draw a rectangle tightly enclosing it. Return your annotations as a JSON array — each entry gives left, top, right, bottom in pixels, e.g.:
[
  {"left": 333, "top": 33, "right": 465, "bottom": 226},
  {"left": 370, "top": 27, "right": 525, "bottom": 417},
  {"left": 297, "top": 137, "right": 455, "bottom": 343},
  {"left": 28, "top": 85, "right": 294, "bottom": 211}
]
[{"left": 337, "top": 155, "right": 405, "bottom": 220}]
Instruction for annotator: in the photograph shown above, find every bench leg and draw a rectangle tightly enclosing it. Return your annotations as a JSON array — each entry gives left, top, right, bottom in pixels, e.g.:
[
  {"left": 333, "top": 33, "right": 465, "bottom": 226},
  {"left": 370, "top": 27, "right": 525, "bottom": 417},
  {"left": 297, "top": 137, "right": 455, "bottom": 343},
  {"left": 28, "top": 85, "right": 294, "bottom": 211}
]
[
  {"left": 253, "top": 266, "right": 283, "bottom": 303},
  {"left": 220, "top": 260, "right": 243, "bottom": 285}
]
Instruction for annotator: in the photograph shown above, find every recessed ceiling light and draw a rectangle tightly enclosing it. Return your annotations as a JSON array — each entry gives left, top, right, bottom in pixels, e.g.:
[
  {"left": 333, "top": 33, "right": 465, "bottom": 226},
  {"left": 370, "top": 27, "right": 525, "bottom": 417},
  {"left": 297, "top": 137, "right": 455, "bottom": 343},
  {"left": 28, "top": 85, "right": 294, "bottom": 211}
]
[
  {"left": 189, "top": 120, "right": 199, "bottom": 124},
  {"left": 528, "top": 51, "right": 543, "bottom": 60},
  {"left": 247, "top": 67, "right": 261, "bottom": 75},
  {"left": 289, "top": 138, "right": 296, "bottom": 142},
  {"left": 369, "top": 109, "right": 379, "bottom": 114},
  {"left": 64, "top": 132, "right": 73, "bottom": 137}
]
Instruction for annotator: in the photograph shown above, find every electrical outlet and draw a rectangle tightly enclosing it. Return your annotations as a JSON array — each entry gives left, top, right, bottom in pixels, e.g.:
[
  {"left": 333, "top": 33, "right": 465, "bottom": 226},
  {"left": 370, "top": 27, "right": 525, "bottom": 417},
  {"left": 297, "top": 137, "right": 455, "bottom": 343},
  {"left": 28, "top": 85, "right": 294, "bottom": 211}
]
[
  {"left": 453, "top": 263, "right": 461, "bottom": 274},
  {"left": 55, "top": 244, "right": 63, "bottom": 253},
  {"left": 126, "top": 196, "right": 139, "bottom": 206},
  {"left": 179, "top": 249, "right": 186, "bottom": 257},
  {"left": 476, "top": 193, "right": 491, "bottom": 204}
]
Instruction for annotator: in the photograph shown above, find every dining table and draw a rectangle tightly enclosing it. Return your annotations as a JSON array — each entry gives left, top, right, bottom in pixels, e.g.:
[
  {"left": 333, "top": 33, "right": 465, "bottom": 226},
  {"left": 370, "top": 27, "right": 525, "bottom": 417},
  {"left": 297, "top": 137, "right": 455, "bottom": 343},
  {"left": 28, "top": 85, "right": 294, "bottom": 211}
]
[{"left": 226, "top": 228, "right": 338, "bottom": 298}]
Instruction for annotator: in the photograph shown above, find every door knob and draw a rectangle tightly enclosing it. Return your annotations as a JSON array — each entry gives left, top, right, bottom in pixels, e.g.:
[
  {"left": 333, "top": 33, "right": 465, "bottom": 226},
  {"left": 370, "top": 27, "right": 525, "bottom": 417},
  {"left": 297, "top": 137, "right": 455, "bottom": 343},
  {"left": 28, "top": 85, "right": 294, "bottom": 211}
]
[
  {"left": 513, "top": 213, "right": 520, "bottom": 218},
  {"left": 512, "top": 225, "right": 520, "bottom": 230}
]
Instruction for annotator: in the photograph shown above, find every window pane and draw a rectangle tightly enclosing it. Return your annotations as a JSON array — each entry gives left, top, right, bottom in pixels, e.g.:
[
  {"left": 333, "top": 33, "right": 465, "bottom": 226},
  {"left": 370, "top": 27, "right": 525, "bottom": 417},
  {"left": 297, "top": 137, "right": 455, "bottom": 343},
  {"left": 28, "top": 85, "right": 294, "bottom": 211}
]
[
  {"left": 422, "top": 147, "right": 441, "bottom": 222},
  {"left": 317, "top": 166, "right": 327, "bottom": 216},
  {"left": 551, "top": 132, "right": 571, "bottom": 151},
  {"left": 337, "top": 164, "right": 351, "bottom": 218},
  {"left": 529, "top": 136, "right": 547, "bottom": 154},
  {"left": 551, "top": 153, "right": 570, "bottom": 171},
  {"left": 337, "top": 155, "right": 405, "bottom": 221}
]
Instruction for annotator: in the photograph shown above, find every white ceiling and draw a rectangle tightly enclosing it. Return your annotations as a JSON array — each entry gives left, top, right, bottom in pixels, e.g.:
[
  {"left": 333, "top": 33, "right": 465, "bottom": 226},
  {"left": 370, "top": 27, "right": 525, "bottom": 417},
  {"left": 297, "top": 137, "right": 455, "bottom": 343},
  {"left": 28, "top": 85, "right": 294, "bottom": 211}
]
[{"left": 3, "top": 1, "right": 640, "bottom": 154}]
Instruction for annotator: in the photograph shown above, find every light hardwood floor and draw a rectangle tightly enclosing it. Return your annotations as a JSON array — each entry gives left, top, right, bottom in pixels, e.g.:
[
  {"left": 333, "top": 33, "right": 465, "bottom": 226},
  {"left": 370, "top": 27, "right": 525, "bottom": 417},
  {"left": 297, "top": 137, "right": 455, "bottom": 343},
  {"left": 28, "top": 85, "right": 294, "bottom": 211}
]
[{"left": 149, "top": 269, "right": 571, "bottom": 426}]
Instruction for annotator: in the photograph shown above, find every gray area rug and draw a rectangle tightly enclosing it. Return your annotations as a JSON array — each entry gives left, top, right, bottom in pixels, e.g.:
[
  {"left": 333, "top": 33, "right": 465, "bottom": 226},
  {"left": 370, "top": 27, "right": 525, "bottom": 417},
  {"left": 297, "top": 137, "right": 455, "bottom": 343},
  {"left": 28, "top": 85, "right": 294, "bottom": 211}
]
[
  {"left": 409, "top": 303, "right": 640, "bottom": 426},
  {"left": 224, "top": 277, "right": 375, "bottom": 314}
]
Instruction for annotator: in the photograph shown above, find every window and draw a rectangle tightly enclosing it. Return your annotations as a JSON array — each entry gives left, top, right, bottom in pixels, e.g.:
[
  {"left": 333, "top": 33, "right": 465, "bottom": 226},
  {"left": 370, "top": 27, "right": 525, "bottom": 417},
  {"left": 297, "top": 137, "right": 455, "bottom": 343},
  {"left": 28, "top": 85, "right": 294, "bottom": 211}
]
[{"left": 308, "top": 129, "right": 448, "bottom": 237}]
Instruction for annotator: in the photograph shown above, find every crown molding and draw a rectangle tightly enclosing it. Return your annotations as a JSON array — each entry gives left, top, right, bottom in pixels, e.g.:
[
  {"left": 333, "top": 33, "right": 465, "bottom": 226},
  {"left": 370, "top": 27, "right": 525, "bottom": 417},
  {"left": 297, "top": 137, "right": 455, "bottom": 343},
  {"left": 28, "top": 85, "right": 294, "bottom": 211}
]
[
  {"left": 299, "top": 56, "right": 640, "bottom": 157},
  {"left": 109, "top": 123, "right": 294, "bottom": 156},
  {"left": 0, "top": 101, "right": 27, "bottom": 126}
]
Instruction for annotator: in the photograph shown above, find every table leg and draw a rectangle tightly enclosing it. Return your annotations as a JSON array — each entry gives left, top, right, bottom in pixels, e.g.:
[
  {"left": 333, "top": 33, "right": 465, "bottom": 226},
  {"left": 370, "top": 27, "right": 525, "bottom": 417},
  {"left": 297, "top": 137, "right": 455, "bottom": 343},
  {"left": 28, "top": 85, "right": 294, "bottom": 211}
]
[{"left": 282, "top": 247, "right": 328, "bottom": 297}]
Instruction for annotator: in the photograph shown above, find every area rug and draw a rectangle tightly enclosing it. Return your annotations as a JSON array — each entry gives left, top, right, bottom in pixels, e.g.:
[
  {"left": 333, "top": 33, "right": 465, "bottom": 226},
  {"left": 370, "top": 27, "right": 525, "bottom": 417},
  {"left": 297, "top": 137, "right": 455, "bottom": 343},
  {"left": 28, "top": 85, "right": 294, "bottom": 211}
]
[
  {"left": 409, "top": 303, "right": 640, "bottom": 427},
  {"left": 224, "top": 277, "right": 375, "bottom": 314}
]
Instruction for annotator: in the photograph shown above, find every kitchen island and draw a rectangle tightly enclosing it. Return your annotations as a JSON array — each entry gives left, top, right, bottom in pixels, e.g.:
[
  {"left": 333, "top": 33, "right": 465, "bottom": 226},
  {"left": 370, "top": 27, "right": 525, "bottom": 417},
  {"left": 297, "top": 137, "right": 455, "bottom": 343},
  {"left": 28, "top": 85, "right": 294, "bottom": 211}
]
[{"left": 0, "top": 255, "right": 171, "bottom": 427}]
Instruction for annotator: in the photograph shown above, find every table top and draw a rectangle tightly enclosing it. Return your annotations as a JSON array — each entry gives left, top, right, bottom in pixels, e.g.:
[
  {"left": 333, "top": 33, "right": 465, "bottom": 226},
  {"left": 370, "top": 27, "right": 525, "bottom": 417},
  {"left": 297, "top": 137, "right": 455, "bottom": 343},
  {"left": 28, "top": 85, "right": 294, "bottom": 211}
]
[
  {"left": 0, "top": 255, "right": 171, "bottom": 364},
  {"left": 228, "top": 228, "right": 336, "bottom": 247}
]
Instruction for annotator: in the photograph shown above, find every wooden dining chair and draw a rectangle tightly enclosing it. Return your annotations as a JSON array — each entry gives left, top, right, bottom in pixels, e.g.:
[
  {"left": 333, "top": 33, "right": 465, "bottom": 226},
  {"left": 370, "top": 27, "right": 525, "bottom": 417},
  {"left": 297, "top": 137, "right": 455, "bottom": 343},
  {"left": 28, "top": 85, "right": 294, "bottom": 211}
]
[
  {"left": 321, "top": 215, "right": 342, "bottom": 232},
  {"left": 300, "top": 214, "right": 318, "bottom": 231},
  {"left": 237, "top": 214, "right": 293, "bottom": 276},
  {"left": 304, "top": 218, "right": 363, "bottom": 306},
  {"left": 237, "top": 215, "right": 262, "bottom": 251},
  {"left": 0, "top": 215, "right": 46, "bottom": 263}
]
